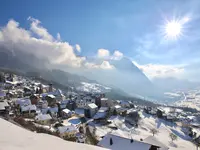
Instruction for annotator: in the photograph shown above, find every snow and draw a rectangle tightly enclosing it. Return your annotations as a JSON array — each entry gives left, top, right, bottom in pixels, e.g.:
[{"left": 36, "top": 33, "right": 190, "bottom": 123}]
[
  {"left": 62, "top": 108, "right": 71, "bottom": 114},
  {"left": 98, "top": 133, "right": 151, "bottom": 150},
  {"left": 35, "top": 114, "right": 52, "bottom": 121},
  {"left": 47, "top": 94, "right": 56, "bottom": 99},
  {"left": 15, "top": 98, "right": 31, "bottom": 106},
  {"left": 76, "top": 82, "right": 111, "bottom": 93},
  {"left": 75, "top": 108, "right": 85, "bottom": 116},
  {"left": 21, "top": 105, "right": 37, "bottom": 112},
  {"left": 58, "top": 125, "right": 77, "bottom": 133},
  {"left": 0, "top": 118, "right": 106, "bottom": 150},
  {"left": 95, "top": 113, "right": 195, "bottom": 150},
  {"left": 88, "top": 103, "right": 98, "bottom": 109}
]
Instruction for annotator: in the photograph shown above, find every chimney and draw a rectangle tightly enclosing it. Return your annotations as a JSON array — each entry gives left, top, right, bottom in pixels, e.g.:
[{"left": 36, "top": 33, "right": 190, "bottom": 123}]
[{"left": 110, "top": 137, "right": 113, "bottom": 145}]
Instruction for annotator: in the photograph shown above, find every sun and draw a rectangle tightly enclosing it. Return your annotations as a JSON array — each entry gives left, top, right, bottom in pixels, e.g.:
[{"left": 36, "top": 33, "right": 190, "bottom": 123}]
[
  {"left": 165, "top": 21, "right": 182, "bottom": 37},
  {"left": 164, "top": 20, "right": 182, "bottom": 39}
]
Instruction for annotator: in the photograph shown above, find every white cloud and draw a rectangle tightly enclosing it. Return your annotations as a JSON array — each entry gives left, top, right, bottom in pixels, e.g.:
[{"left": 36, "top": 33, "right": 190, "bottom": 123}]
[
  {"left": 97, "top": 49, "right": 110, "bottom": 58},
  {"left": 85, "top": 61, "right": 114, "bottom": 70},
  {"left": 75, "top": 44, "right": 81, "bottom": 52},
  {"left": 133, "top": 61, "right": 184, "bottom": 79},
  {"left": 112, "top": 50, "right": 123, "bottom": 60},
  {"left": 28, "top": 17, "right": 54, "bottom": 42},
  {"left": 56, "top": 33, "right": 61, "bottom": 41},
  {"left": 0, "top": 18, "right": 85, "bottom": 68}
]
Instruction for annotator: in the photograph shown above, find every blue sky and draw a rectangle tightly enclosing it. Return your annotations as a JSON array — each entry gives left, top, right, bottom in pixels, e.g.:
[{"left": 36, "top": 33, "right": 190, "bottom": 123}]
[{"left": 1, "top": 0, "right": 200, "bottom": 80}]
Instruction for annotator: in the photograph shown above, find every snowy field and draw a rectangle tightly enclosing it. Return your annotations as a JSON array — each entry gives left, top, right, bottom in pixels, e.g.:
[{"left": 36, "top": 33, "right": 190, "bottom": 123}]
[{"left": 94, "top": 112, "right": 195, "bottom": 150}]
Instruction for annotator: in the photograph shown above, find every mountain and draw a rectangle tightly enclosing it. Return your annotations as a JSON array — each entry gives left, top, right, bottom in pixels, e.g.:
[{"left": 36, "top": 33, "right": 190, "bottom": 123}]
[{"left": 68, "top": 57, "right": 161, "bottom": 99}]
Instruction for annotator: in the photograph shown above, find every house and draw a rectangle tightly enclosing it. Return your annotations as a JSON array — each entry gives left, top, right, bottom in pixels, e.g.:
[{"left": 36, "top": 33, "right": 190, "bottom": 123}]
[
  {"left": 58, "top": 125, "right": 77, "bottom": 138},
  {"left": 143, "top": 136, "right": 169, "bottom": 150},
  {"left": 85, "top": 103, "right": 98, "bottom": 118},
  {"left": 20, "top": 104, "right": 37, "bottom": 114},
  {"left": 98, "top": 133, "right": 158, "bottom": 150},
  {"left": 119, "top": 100, "right": 130, "bottom": 108},
  {"left": 35, "top": 114, "right": 52, "bottom": 125},
  {"left": 15, "top": 98, "right": 31, "bottom": 107},
  {"left": 30, "top": 94, "right": 40, "bottom": 105},
  {"left": 0, "top": 91, "right": 6, "bottom": 100},
  {"left": 37, "top": 100, "right": 48, "bottom": 109},
  {"left": 101, "top": 98, "right": 113, "bottom": 107},
  {"left": 157, "top": 108, "right": 165, "bottom": 118},
  {"left": 61, "top": 108, "right": 72, "bottom": 119},
  {"left": 0, "top": 100, "right": 10, "bottom": 115},
  {"left": 125, "top": 111, "right": 140, "bottom": 126},
  {"left": 66, "top": 100, "right": 76, "bottom": 111},
  {"left": 93, "top": 107, "right": 109, "bottom": 123},
  {"left": 45, "top": 94, "right": 57, "bottom": 106}
]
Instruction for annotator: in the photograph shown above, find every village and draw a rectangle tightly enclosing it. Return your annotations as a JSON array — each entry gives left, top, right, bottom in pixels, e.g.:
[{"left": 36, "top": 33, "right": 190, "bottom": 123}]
[{"left": 1, "top": 72, "right": 200, "bottom": 150}]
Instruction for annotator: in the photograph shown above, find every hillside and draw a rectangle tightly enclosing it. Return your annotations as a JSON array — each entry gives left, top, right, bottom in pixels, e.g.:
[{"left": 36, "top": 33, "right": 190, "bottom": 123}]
[{"left": 0, "top": 118, "right": 106, "bottom": 150}]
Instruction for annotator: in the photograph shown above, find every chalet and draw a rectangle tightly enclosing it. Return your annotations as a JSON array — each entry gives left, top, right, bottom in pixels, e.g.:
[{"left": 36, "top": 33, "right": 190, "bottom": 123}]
[
  {"left": 0, "top": 91, "right": 6, "bottom": 100},
  {"left": 58, "top": 125, "right": 77, "bottom": 138},
  {"left": 85, "top": 103, "right": 98, "bottom": 118},
  {"left": 98, "top": 133, "right": 160, "bottom": 150},
  {"left": 143, "top": 136, "right": 169, "bottom": 150},
  {"left": 61, "top": 108, "right": 72, "bottom": 119},
  {"left": 93, "top": 107, "right": 109, "bottom": 123},
  {"left": 125, "top": 111, "right": 140, "bottom": 126},
  {"left": 35, "top": 114, "right": 52, "bottom": 125},
  {"left": 15, "top": 98, "right": 31, "bottom": 107},
  {"left": 45, "top": 94, "right": 57, "bottom": 106},
  {"left": 20, "top": 104, "right": 37, "bottom": 114},
  {"left": 101, "top": 98, "right": 113, "bottom": 107},
  {"left": 157, "top": 108, "right": 165, "bottom": 118},
  {"left": 66, "top": 100, "right": 76, "bottom": 111},
  {"left": 0, "top": 100, "right": 10, "bottom": 115},
  {"left": 30, "top": 94, "right": 40, "bottom": 105}
]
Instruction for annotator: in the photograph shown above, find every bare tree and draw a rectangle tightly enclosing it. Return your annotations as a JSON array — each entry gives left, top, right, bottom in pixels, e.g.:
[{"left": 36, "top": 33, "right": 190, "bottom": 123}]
[
  {"left": 150, "top": 128, "right": 159, "bottom": 136},
  {"left": 169, "top": 133, "right": 178, "bottom": 142}
]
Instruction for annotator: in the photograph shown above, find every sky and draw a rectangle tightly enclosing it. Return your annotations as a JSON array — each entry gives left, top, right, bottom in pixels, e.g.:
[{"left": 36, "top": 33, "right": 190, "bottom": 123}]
[{"left": 0, "top": 0, "right": 200, "bottom": 80}]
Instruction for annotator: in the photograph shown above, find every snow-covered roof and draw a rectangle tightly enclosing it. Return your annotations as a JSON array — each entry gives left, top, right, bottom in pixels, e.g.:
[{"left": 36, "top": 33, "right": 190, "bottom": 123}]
[
  {"left": 101, "top": 98, "right": 108, "bottom": 101},
  {"left": 47, "top": 94, "right": 56, "bottom": 99},
  {"left": 143, "top": 136, "right": 169, "bottom": 150},
  {"left": 15, "top": 98, "right": 31, "bottom": 106},
  {"left": 0, "top": 91, "right": 6, "bottom": 97},
  {"left": 0, "top": 100, "right": 9, "bottom": 110},
  {"left": 0, "top": 118, "right": 107, "bottom": 150},
  {"left": 21, "top": 105, "right": 37, "bottom": 112},
  {"left": 114, "top": 105, "right": 121, "bottom": 109},
  {"left": 98, "top": 133, "right": 151, "bottom": 150},
  {"left": 35, "top": 114, "right": 52, "bottom": 121},
  {"left": 88, "top": 103, "right": 98, "bottom": 109},
  {"left": 93, "top": 112, "right": 107, "bottom": 119},
  {"left": 58, "top": 125, "right": 77, "bottom": 134},
  {"left": 99, "top": 107, "right": 109, "bottom": 112},
  {"left": 62, "top": 108, "right": 71, "bottom": 114}
]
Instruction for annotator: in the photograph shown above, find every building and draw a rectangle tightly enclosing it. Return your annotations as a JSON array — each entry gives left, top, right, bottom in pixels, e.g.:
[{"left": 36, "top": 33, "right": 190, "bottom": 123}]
[
  {"left": 61, "top": 108, "right": 72, "bottom": 119},
  {"left": 58, "top": 125, "right": 77, "bottom": 138},
  {"left": 30, "top": 94, "right": 40, "bottom": 105},
  {"left": 143, "top": 136, "right": 169, "bottom": 150},
  {"left": 98, "top": 133, "right": 158, "bottom": 150},
  {"left": 35, "top": 114, "right": 52, "bottom": 125},
  {"left": 101, "top": 98, "right": 113, "bottom": 107},
  {"left": 93, "top": 107, "right": 109, "bottom": 123},
  {"left": 20, "top": 104, "right": 37, "bottom": 114},
  {"left": 0, "top": 100, "right": 10, "bottom": 115},
  {"left": 125, "top": 111, "right": 140, "bottom": 126},
  {"left": 85, "top": 103, "right": 98, "bottom": 118},
  {"left": 66, "top": 100, "right": 76, "bottom": 111},
  {"left": 45, "top": 94, "right": 57, "bottom": 106}
]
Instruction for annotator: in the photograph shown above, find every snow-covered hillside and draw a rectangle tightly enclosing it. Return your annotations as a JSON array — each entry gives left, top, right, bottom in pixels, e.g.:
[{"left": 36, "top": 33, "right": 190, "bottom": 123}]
[
  {"left": 0, "top": 118, "right": 106, "bottom": 150},
  {"left": 92, "top": 112, "right": 195, "bottom": 150},
  {"left": 76, "top": 82, "right": 111, "bottom": 93}
]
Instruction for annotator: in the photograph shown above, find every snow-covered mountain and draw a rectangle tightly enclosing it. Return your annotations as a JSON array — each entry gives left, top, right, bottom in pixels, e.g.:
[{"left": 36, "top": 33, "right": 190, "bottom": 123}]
[{"left": 76, "top": 82, "right": 111, "bottom": 93}]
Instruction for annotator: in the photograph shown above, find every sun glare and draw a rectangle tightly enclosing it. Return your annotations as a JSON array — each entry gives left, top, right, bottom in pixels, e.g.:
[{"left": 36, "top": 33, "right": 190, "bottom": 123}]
[{"left": 165, "top": 21, "right": 182, "bottom": 38}]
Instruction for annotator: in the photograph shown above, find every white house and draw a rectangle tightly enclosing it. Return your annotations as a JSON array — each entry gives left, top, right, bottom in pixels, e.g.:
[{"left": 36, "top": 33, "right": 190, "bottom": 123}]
[
  {"left": 61, "top": 108, "right": 72, "bottom": 119},
  {"left": 35, "top": 114, "right": 52, "bottom": 125},
  {"left": 98, "top": 133, "right": 156, "bottom": 150},
  {"left": 87, "top": 103, "right": 98, "bottom": 117},
  {"left": 21, "top": 104, "right": 37, "bottom": 114}
]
